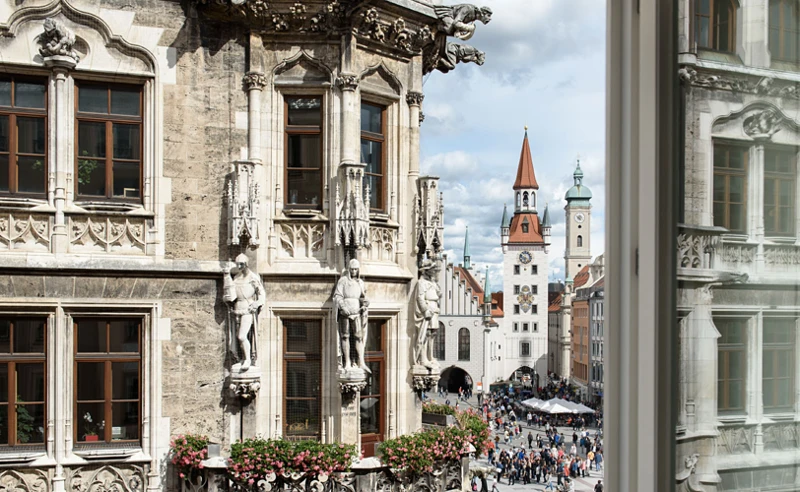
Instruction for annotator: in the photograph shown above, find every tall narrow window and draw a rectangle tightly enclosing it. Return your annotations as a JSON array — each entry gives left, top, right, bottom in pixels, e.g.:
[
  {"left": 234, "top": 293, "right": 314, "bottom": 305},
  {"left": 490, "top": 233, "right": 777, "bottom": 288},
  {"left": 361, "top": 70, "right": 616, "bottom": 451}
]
[
  {"left": 0, "top": 77, "right": 47, "bottom": 195},
  {"left": 514, "top": 285, "right": 520, "bottom": 294},
  {"left": 458, "top": 328, "right": 470, "bottom": 361},
  {"left": 284, "top": 319, "right": 321, "bottom": 440},
  {"left": 695, "top": 0, "right": 736, "bottom": 52},
  {"left": 285, "top": 97, "right": 322, "bottom": 208},
  {"left": 514, "top": 265, "right": 520, "bottom": 275},
  {"left": 361, "top": 320, "right": 385, "bottom": 457},
  {"left": 361, "top": 103, "right": 385, "bottom": 211},
  {"left": 76, "top": 84, "right": 143, "bottom": 200},
  {"left": 434, "top": 322, "right": 446, "bottom": 360},
  {"left": 713, "top": 143, "right": 748, "bottom": 233},
  {"left": 577, "top": 235, "right": 583, "bottom": 247},
  {"left": 523, "top": 192, "right": 529, "bottom": 207},
  {"left": 0, "top": 317, "right": 46, "bottom": 445},
  {"left": 75, "top": 318, "right": 141, "bottom": 443},
  {"left": 716, "top": 318, "right": 747, "bottom": 413},
  {"left": 521, "top": 341, "right": 531, "bottom": 357},
  {"left": 764, "top": 147, "right": 796, "bottom": 236},
  {"left": 763, "top": 318, "right": 795, "bottom": 412},
  {"left": 769, "top": 0, "right": 799, "bottom": 62}
]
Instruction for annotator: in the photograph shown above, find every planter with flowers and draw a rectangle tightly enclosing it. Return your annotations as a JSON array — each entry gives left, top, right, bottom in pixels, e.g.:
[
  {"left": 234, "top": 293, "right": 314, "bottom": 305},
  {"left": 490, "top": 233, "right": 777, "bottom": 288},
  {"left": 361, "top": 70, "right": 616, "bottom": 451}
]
[
  {"left": 170, "top": 434, "right": 210, "bottom": 487},
  {"left": 421, "top": 401, "right": 457, "bottom": 427},
  {"left": 82, "top": 412, "right": 103, "bottom": 442}
]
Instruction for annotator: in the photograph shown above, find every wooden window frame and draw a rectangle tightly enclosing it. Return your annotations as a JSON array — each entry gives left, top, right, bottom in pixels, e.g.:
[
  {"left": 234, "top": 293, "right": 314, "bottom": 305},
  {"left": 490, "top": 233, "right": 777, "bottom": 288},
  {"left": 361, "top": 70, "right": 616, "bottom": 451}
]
[
  {"left": 360, "top": 102, "right": 387, "bottom": 213},
  {"left": 360, "top": 320, "right": 385, "bottom": 458},
  {"left": 74, "top": 82, "right": 144, "bottom": 202},
  {"left": 693, "top": 0, "right": 737, "bottom": 52},
  {"left": 763, "top": 145, "right": 796, "bottom": 237},
  {"left": 73, "top": 318, "right": 142, "bottom": 444},
  {"left": 762, "top": 318, "right": 795, "bottom": 412},
  {"left": 458, "top": 328, "right": 470, "bottom": 361},
  {"left": 520, "top": 341, "right": 531, "bottom": 358},
  {"left": 0, "top": 76, "right": 48, "bottom": 197},
  {"left": 769, "top": 0, "right": 800, "bottom": 62},
  {"left": 0, "top": 317, "right": 47, "bottom": 446},
  {"left": 283, "top": 319, "right": 322, "bottom": 441},
  {"left": 713, "top": 142, "right": 748, "bottom": 233},
  {"left": 284, "top": 96, "right": 323, "bottom": 210},
  {"left": 716, "top": 318, "right": 747, "bottom": 413}
]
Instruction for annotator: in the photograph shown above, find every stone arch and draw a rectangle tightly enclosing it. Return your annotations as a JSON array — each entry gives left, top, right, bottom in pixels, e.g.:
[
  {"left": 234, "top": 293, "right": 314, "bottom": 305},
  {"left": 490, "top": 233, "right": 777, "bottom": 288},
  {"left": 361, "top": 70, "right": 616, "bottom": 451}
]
[
  {"left": 577, "top": 235, "right": 583, "bottom": 247},
  {"left": 273, "top": 50, "right": 333, "bottom": 85},
  {"left": 359, "top": 61, "right": 402, "bottom": 96},
  {"left": 523, "top": 191, "right": 529, "bottom": 207},
  {"left": 439, "top": 365, "right": 474, "bottom": 393},
  {"left": 509, "top": 365, "right": 539, "bottom": 389}
]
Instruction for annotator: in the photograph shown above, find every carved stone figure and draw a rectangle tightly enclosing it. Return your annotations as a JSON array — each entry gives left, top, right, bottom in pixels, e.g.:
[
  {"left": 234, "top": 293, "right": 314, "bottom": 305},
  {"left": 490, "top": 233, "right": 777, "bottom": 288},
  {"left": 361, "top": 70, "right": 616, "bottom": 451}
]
[
  {"left": 333, "top": 259, "right": 370, "bottom": 373},
  {"left": 743, "top": 109, "right": 783, "bottom": 139},
  {"left": 436, "top": 43, "right": 485, "bottom": 73},
  {"left": 414, "top": 258, "right": 441, "bottom": 369},
  {"left": 38, "top": 19, "right": 80, "bottom": 62},
  {"left": 434, "top": 4, "right": 492, "bottom": 40},
  {"left": 223, "top": 254, "right": 265, "bottom": 371}
]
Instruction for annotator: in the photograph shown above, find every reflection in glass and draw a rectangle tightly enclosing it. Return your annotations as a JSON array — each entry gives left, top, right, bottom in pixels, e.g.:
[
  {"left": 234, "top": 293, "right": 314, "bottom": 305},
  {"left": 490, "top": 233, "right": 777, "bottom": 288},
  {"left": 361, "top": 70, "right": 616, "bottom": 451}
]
[
  {"left": 79, "top": 86, "right": 108, "bottom": 113},
  {"left": 16, "top": 117, "right": 45, "bottom": 154},
  {"left": 113, "top": 124, "right": 140, "bottom": 160},
  {"left": 111, "top": 402, "right": 138, "bottom": 440},
  {"left": 0, "top": 115, "right": 8, "bottom": 152},
  {"left": 16, "top": 364, "right": 44, "bottom": 402},
  {"left": 286, "top": 97, "right": 321, "bottom": 125},
  {"left": 76, "top": 363, "right": 105, "bottom": 401},
  {"left": 112, "top": 362, "right": 139, "bottom": 400},
  {"left": 0, "top": 81, "right": 9, "bottom": 106},
  {"left": 15, "top": 404, "right": 44, "bottom": 444},
  {"left": 15, "top": 83, "right": 45, "bottom": 109},
  {"left": 360, "top": 103, "right": 382, "bottom": 133},
  {"left": 77, "top": 319, "right": 105, "bottom": 353},
  {"left": 111, "top": 89, "right": 140, "bottom": 116},
  {"left": 113, "top": 162, "right": 140, "bottom": 198}
]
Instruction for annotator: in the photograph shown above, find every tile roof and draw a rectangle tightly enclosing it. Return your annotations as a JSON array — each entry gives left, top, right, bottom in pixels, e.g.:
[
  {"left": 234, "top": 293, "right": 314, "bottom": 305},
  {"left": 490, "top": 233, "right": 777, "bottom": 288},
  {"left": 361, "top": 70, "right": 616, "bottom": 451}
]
[
  {"left": 573, "top": 264, "right": 591, "bottom": 288},
  {"left": 513, "top": 132, "right": 539, "bottom": 190},
  {"left": 548, "top": 292, "right": 563, "bottom": 312},
  {"left": 491, "top": 292, "right": 504, "bottom": 317},
  {"left": 454, "top": 266, "right": 483, "bottom": 297},
  {"left": 508, "top": 213, "right": 545, "bottom": 243}
]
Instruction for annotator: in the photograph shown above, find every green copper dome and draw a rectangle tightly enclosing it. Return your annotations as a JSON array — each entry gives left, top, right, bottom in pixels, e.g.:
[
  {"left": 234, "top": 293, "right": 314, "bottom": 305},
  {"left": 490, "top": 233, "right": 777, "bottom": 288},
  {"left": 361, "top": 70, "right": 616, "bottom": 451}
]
[{"left": 565, "top": 161, "right": 592, "bottom": 203}]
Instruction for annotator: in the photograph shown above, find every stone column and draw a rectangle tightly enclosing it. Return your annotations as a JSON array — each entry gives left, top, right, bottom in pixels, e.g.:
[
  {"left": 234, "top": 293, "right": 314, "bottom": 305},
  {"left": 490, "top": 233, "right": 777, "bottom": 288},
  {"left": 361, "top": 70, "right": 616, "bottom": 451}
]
[
  {"left": 750, "top": 143, "right": 765, "bottom": 272},
  {"left": 752, "top": 311, "right": 764, "bottom": 453},
  {"left": 337, "top": 74, "right": 359, "bottom": 166},
  {"left": 243, "top": 72, "right": 267, "bottom": 163},
  {"left": 44, "top": 56, "right": 76, "bottom": 254}
]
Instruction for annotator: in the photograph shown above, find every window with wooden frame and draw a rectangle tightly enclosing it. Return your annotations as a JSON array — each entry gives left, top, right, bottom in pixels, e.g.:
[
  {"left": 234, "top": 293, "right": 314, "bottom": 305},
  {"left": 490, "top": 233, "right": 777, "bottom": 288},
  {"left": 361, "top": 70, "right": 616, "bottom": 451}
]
[
  {"left": 285, "top": 97, "right": 322, "bottom": 209},
  {"left": 715, "top": 317, "right": 747, "bottom": 413},
  {"left": 75, "top": 83, "right": 143, "bottom": 201},
  {"left": 763, "top": 318, "right": 795, "bottom": 412},
  {"left": 764, "top": 147, "right": 796, "bottom": 236},
  {"left": 458, "top": 327, "right": 470, "bottom": 361},
  {"left": 0, "top": 77, "right": 47, "bottom": 196},
  {"left": 0, "top": 317, "right": 46, "bottom": 446},
  {"left": 694, "top": 0, "right": 736, "bottom": 52},
  {"left": 769, "top": 0, "right": 800, "bottom": 63},
  {"left": 713, "top": 142, "right": 748, "bottom": 233},
  {"left": 283, "top": 319, "right": 321, "bottom": 441},
  {"left": 434, "top": 322, "right": 445, "bottom": 360},
  {"left": 360, "top": 102, "right": 386, "bottom": 212},
  {"left": 520, "top": 341, "right": 531, "bottom": 358},
  {"left": 74, "top": 318, "right": 141, "bottom": 443},
  {"left": 361, "top": 320, "right": 386, "bottom": 458}
]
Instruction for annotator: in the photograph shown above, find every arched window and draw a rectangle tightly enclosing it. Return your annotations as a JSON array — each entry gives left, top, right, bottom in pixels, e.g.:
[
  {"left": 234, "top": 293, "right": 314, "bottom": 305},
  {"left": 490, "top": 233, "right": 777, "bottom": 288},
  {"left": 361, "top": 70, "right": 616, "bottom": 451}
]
[
  {"left": 694, "top": 0, "right": 736, "bottom": 52},
  {"left": 434, "top": 322, "right": 446, "bottom": 360},
  {"left": 523, "top": 192, "right": 529, "bottom": 207},
  {"left": 769, "top": 0, "right": 799, "bottom": 62},
  {"left": 458, "top": 328, "right": 470, "bottom": 361},
  {"left": 577, "top": 235, "right": 583, "bottom": 247},
  {"left": 532, "top": 192, "right": 536, "bottom": 208},
  {"left": 516, "top": 192, "right": 521, "bottom": 207}
]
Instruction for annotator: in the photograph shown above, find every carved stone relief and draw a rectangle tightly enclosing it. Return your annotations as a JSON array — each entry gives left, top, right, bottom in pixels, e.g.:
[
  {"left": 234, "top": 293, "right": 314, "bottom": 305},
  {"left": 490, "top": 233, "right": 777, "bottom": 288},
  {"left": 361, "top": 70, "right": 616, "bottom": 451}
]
[
  {"left": 365, "top": 226, "right": 397, "bottom": 263},
  {"left": 243, "top": 71, "right": 267, "bottom": 90},
  {"left": 0, "top": 469, "right": 50, "bottom": 492},
  {"left": 335, "top": 164, "right": 370, "bottom": 250},
  {"left": 762, "top": 423, "right": 800, "bottom": 451},
  {"left": 675, "top": 453, "right": 705, "bottom": 492},
  {"left": 717, "top": 425, "right": 754, "bottom": 455},
  {"left": 433, "top": 4, "right": 492, "bottom": 40},
  {"left": 676, "top": 229, "right": 719, "bottom": 269},
  {"left": 743, "top": 108, "right": 784, "bottom": 140},
  {"left": 681, "top": 67, "right": 800, "bottom": 100},
  {"left": 38, "top": 18, "right": 80, "bottom": 62},
  {"left": 226, "top": 160, "right": 261, "bottom": 246},
  {"left": 69, "top": 216, "right": 147, "bottom": 254},
  {"left": 0, "top": 214, "right": 51, "bottom": 252},
  {"left": 764, "top": 246, "right": 800, "bottom": 265},
  {"left": 67, "top": 465, "right": 145, "bottom": 492},
  {"left": 278, "top": 222, "right": 325, "bottom": 259},
  {"left": 720, "top": 244, "right": 756, "bottom": 264},
  {"left": 413, "top": 176, "right": 444, "bottom": 264}
]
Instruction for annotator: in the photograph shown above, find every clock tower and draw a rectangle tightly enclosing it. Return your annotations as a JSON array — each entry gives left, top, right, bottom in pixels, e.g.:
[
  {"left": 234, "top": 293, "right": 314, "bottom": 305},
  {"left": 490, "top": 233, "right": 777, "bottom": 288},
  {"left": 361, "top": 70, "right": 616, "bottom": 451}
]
[{"left": 564, "top": 160, "right": 592, "bottom": 281}]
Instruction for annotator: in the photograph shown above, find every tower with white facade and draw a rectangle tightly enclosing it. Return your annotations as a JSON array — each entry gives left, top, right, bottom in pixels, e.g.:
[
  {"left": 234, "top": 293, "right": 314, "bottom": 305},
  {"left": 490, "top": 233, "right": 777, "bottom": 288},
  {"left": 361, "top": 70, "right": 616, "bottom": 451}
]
[{"left": 564, "top": 161, "right": 592, "bottom": 281}]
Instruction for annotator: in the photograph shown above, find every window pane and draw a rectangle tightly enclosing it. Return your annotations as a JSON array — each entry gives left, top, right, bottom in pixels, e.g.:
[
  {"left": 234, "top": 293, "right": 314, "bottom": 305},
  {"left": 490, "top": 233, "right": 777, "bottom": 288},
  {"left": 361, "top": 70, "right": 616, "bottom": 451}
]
[
  {"left": 729, "top": 176, "right": 743, "bottom": 202},
  {"left": 285, "top": 320, "right": 321, "bottom": 354},
  {"left": 112, "top": 124, "right": 139, "bottom": 160},
  {"left": 285, "top": 362, "right": 320, "bottom": 398},
  {"left": 367, "top": 175, "right": 382, "bottom": 210},
  {"left": 729, "top": 204, "right": 744, "bottom": 231},
  {"left": 0, "top": 81, "right": 9, "bottom": 106},
  {"left": 698, "top": 18, "right": 710, "bottom": 48},
  {"left": 360, "top": 397, "right": 380, "bottom": 434},
  {"left": 286, "top": 98, "right": 321, "bottom": 125},
  {"left": 0, "top": 321, "right": 8, "bottom": 354},
  {"left": 285, "top": 399, "right": 320, "bottom": 439},
  {"left": 363, "top": 361, "right": 382, "bottom": 396},
  {"left": 17, "top": 117, "right": 45, "bottom": 154},
  {"left": 78, "top": 121, "right": 106, "bottom": 158},
  {"left": 287, "top": 135, "right": 320, "bottom": 169},
  {"left": 15, "top": 404, "right": 44, "bottom": 444},
  {"left": 13, "top": 319, "right": 44, "bottom": 353},
  {"left": 0, "top": 365, "right": 6, "bottom": 403},
  {"left": 17, "top": 157, "right": 45, "bottom": 194},
  {"left": 16, "top": 364, "right": 44, "bottom": 403},
  {"left": 76, "top": 363, "right": 105, "bottom": 400},
  {"left": 0, "top": 156, "right": 6, "bottom": 193},
  {"left": 780, "top": 180, "right": 792, "bottom": 206},
  {"left": 109, "top": 320, "right": 139, "bottom": 353},
  {"left": 14, "top": 82, "right": 45, "bottom": 109},
  {"left": 360, "top": 104, "right": 382, "bottom": 133},
  {"left": 78, "top": 86, "right": 108, "bottom": 114},
  {"left": 112, "top": 161, "right": 140, "bottom": 198},
  {"left": 77, "top": 320, "right": 105, "bottom": 353},
  {"left": 77, "top": 402, "right": 104, "bottom": 441},
  {"left": 361, "top": 140, "right": 382, "bottom": 174},
  {"left": 713, "top": 175, "right": 725, "bottom": 202},
  {"left": 111, "top": 362, "right": 139, "bottom": 400},
  {"left": 111, "top": 402, "right": 138, "bottom": 440},
  {"left": 77, "top": 158, "right": 106, "bottom": 196},
  {"left": 110, "top": 88, "right": 140, "bottom": 116},
  {"left": 0, "top": 405, "right": 6, "bottom": 445},
  {"left": 365, "top": 321, "right": 383, "bottom": 353},
  {"left": 287, "top": 170, "right": 320, "bottom": 206},
  {"left": 0, "top": 115, "right": 8, "bottom": 152}
]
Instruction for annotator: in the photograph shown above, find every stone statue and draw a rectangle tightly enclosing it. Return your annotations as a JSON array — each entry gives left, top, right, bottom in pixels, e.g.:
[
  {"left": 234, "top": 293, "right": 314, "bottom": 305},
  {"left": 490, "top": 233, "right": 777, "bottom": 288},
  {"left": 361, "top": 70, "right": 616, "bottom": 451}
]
[
  {"left": 743, "top": 109, "right": 783, "bottom": 139},
  {"left": 436, "top": 43, "right": 485, "bottom": 73},
  {"left": 38, "top": 19, "right": 80, "bottom": 62},
  {"left": 333, "top": 259, "right": 370, "bottom": 373},
  {"left": 433, "top": 4, "right": 492, "bottom": 40},
  {"left": 414, "top": 258, "right": 441, "bottom": 369},
  {"left": 223, "top": 253, "right": 265, "bottom": 371}
]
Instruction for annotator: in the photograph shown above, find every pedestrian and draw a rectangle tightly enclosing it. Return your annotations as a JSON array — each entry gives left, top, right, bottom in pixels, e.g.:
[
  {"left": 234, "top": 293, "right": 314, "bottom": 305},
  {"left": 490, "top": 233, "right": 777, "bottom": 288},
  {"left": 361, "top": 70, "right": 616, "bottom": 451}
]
[
  {"left": 594, "top": 480, "right": 604, "bottom": 492},
  {"left": 528, "top": 431, "right": 534, "bottom": 449},
  {"left": 596, "top": 450, "right": 603, "bottom": 470},
  {"left": 587, "top": 450, "right": 595, "bottom": 470}
]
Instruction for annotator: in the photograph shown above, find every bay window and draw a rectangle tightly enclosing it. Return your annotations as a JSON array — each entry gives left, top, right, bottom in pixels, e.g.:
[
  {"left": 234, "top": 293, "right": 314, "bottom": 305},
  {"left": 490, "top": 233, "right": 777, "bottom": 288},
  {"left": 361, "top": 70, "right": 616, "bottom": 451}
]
[
  {"left": 285, "top": 97, "right": 322, "bottom": 209},
  {"left": 0, "top": 77, "right": 47, "bottom": 196}
]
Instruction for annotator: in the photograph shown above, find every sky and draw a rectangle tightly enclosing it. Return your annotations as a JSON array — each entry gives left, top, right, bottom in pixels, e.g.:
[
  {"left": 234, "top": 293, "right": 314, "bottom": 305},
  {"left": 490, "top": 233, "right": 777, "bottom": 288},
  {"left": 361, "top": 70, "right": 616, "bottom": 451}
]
[{"left": 420, "top": 0, "right": 606, "bottom": 290}]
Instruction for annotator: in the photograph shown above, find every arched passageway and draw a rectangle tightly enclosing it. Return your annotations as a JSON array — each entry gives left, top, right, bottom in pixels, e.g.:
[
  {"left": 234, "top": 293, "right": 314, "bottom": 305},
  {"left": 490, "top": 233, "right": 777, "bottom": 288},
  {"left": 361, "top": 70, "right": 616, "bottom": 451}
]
[{"left": 439, "top": 366, "right": 473, "bottom": 393}]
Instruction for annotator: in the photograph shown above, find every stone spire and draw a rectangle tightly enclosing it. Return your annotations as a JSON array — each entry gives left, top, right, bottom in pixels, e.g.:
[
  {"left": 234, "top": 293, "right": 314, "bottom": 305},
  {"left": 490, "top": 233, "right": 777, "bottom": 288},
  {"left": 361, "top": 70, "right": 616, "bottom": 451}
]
[
  {"left": 463, "top": 226, "right": 471, "bottom": 269},
  {"left": 542, "top": 204, "right": 551, "bottom": 227}
]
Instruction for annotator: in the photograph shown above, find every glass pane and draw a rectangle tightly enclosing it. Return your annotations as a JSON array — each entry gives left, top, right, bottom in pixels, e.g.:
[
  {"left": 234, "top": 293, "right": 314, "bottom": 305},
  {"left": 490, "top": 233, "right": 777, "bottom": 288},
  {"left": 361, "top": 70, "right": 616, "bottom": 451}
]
[
  {"left": 367, "top": 175, "right": 382, "bottom": 210},
  {"left": 0, "top": 115, "right": 8, "bottom": 152},
  {"left": 77, "top": 319, "right": 105, "bottom": 353},
  {"left": 780, "top": 180, "right": 792, "bottom": 206},
  {"left": 287, "top": 170, "right": 320, "bottom": 206},
  {"left": 15, "top": 404, "right": 44, "bottom": 444},
  {"left": 713, "top": 201, "right": 725, "bottom": 227},
  {"left": 287, "top": 135, "right": 320, "bottom": 169},
  {"left": 110, "top": 88, "right": 140, "bottom": 116},
  {"left": 360, "top": 397, "right": 380, "bottom": 434},
  {"left": 109, "top": 320, "right": 139, "bottom": 353},
  {"left": 78, "top": 86, "right": 108, "bottom": 114},
  {"left": 360, "top": 103, "right": 382, "bottom": 133},
  {"left": 14, "top": 82, "right": 45, "bottom": 109},
  {"left": 0, "top": 80, "right": 9, "bottom": 106},
  {"left": 111, "top": 402, "right": 138, "bottom": 440},
  {"left": 361, "top": 140, "right": 382, "bottom": 174},
  {"left": 698, "top": 17, "right": 710, "bottom": 48},
  {"left": 728, "top": 176, "right": 743, "bottom": 202},
  {"left": 0, "top": 405, "right": 6, "bottom": 444},
  {"left": 728, "top": 352, "right": 743, "bottom": 379},
  {"left": 13, "top": 319, "right": 44, "bottom": 353},
  {"left": 78, "top": 121, "right": 106, "bottom": 158},
  {"left": 713, "top": 174, "right": 725, "bottom": 202},
  {"left": 111, "top": 362, "right": 139, "bottom": 400},
  {"left": 17, "top": 157, "right": 45, "bottom": 194},
  {"left": 699, "top": 0, "right": 710, "bottom": 14},
  {"left": 77, "top": 402, "right": 104, "bottom": 441},
  {"left": 112, "top": 124, "right": 139, "bottom": 160},
  {"left": 285, "top": 320, "right": 321, "bottom": 354},
  {"left": 0, "top": 156, "right": 5, "bottom": 193},
  {"left": 285, "top": 399, "right": 320, "bottom": 439},
  {"left": 17, "top": 117, "right": 45, "bottom": 155},
  {"left": 112, "top": 161, "right": 140, "bottom": 198},
  {"left": 16, "top": 364, "right": 44, "bottom": 403},
  {"left": 285, "top": 362, "right": 320, "bottom": 398},
  {"left": 0, "top": 365, "right": 6, "bottom": 403},
  {"left": 765, "top": 179, "right": 776, "bottom": 205},
  {"left": 77, "top": 158, "right": 106, "bottom": 196},
  {"left": 0, "top": 320, "right": 8, "bottom": 354},
  {"left": 286, "top": 97, "right": 321, "bottom": 125},
  {"left": 365, "top": 321, "right": 383, "bottom": 353},
  {"left": 363, "top": 361, "right": 382, "bottom": 396},
  {"left": 76, "top": 363, "right": 105, "bottom": 400},
  {"left": 728, "top": 204, "right": 743, "bottom": 231}
]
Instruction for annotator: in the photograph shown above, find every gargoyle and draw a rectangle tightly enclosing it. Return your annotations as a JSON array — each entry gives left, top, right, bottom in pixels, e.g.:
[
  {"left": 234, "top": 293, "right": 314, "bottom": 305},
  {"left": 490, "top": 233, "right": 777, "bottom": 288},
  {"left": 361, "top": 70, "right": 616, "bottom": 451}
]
[
  {"left": 433, "top": 4, "right": 492, "bottom": 40},
  {"left": 38, "top": 19, "right": 80, "bottom": 62}
]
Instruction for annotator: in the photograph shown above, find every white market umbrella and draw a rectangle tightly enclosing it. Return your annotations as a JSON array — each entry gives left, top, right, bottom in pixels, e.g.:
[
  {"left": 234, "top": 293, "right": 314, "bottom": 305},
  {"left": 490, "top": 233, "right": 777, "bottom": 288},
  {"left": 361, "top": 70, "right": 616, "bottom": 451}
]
[{"left": 521, "top": 397, "right": 544, "bottom": 409}]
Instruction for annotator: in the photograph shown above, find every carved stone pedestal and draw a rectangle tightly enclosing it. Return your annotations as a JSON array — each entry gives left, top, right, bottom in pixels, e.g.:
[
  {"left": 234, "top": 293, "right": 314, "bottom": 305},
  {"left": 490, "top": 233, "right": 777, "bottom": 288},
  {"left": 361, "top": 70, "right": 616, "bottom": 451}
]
[
  {"left": 229, "top": 364, "right": 262, "bottom": 400},
  {"left": 411, "top": 364, "right": 440, "bottom": 393},
  {"left": 339, "top": 369, "right": 367, "bottom": 446}
]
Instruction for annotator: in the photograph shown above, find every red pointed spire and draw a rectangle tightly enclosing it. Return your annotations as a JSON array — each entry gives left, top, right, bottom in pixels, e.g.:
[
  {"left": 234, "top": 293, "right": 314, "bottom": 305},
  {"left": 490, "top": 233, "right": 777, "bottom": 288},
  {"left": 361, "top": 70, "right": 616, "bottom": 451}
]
[{"left": 513, "top": 128, "right": 539, "bottom": 190}]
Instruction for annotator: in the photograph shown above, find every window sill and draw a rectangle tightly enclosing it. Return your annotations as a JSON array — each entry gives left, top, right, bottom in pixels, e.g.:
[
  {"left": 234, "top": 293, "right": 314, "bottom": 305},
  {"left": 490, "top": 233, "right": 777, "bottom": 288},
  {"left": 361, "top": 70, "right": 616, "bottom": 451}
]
[
  {"left": 0, "top": 449, "right": 47, "bottom": 464},
  {"left": 763, "top": 412, "right": 796, "bottom": 422},
  {"left": 717, "top": 414, "right": 750, "bottom": 425},
  {"left": 764, "top": 236, "right": 798, "bottom": 245},
  {"left": 0, "top": 197, "right": 52, "bottom": 211},
  {"left": 282, "top": 208, "right": 325, "bottom": 219},
  {"left": 72, "top": 201, "right": 147, "bottom": 214},
  {"left": 73, "top": 445, "right": 141, "bottom": 460}
]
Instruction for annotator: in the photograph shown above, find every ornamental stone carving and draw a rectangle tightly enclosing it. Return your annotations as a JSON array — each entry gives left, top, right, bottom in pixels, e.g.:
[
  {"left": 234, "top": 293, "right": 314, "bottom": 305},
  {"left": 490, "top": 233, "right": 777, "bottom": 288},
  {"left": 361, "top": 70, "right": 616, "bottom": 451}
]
[
  {"left": 764, "top": 246, "right": 800, "bottom": 265},
  {"left": 69, "top": 216, "right": 147, "bottom": 254},
  {"left": 226, "top": 160, "right": 261, "bottom": 246},
  {"left": 675, "top": 454, "right": 704, "bottom": 492},
  {"left": 0, "top": 469, "right": 50, "bottom": 492},
  {"left": 355, "top": 8, "right": 431, "bottom": 54},
  {"left": 720, "top": 244, "right": 755, "bottom": 264},
  {"left": 38, "top": 18, "right": 80, "bottom": 63},
  {"left": 762, "top": 423, "right": 800, "bottom": 451},
  {"left": 717, "top": 425, "right": 755, "bottom": 455},
  {"left": 0, "top": 214, "right": 51, "bottom": 252},
  {"left": 335, "top": 74, "right": 358, "bottom": 91},
  {"left": 413, "top": 176, "right": 444, "bottom": 262},
  {"left": 67, "top": 465, "right": 145, "bottom": 492},
  {"left": 339, "top": 377, "right": 367, "bottom": 400},
  {"left": 278, "top": 222, "right": 325, "bottom": 259},
  {"left": 676, "top": 228, "right": 720, "bottom": 269},
  {"left": 406, "top": 91, "right": 424, "bottom": 106},
  {"left": 411, "top": 373, "right": 439, "bottom": 393},
  {"left": 433, "top": 3, "right": 492, "bottom": 40},
  {"left": 335, "top": 164, "right": 370, "bottom": 250},
  {"left": 223, "top": 254, "right": 265, "bottom": 372},
  {"left": 435, "top": 43, "right": 485, "bottom": 73},
  {"left": 192, "top": 0, "right": 348, "bottom": 35},
  {"left": 743, "top": 109, "right": 783, "bottom": 140},
  {"left": 243, "top": 71, "right": 267, "bottom": 90},
  {"left": 229, "top": 377, "right": 261, "bottom": 400},
  {"left": 366, "top": 226, "right": 397, "bottom": 262}
]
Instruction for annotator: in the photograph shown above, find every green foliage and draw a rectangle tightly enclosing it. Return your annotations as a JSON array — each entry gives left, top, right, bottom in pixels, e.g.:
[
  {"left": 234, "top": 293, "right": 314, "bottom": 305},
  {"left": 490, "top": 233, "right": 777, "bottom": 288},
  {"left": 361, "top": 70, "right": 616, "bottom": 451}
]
[
  {"left": 77, "top": 151, "right": 98, "bottom": 186},
  {"left": 170, "top": 434, "right": 210, "bottom": 480},
  {"left": 15, "top": 402, "right": 34, "bottom": 444},
  {"left": 421, "top": 402, "right": 456, "bottom": 415}
]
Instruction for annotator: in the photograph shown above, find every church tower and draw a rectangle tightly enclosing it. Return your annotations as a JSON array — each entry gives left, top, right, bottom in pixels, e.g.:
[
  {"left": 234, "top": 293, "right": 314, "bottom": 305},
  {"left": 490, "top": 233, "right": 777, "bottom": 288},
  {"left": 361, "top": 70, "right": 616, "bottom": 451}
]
[{"left": 564, "top": 160, "right": 592, "bottom": 281}]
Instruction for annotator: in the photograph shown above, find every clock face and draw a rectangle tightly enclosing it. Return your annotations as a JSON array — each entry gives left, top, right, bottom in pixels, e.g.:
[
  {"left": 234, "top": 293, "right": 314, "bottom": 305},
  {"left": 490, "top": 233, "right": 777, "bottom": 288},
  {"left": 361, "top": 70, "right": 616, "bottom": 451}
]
[
  {"left": 517, "top": 286, "right": 535, "bottom": 313},
  {"left": 518, "top": 251, "right": 532, "bottom": 264},
  {"left": 575, "top": 213, "right": 585, "bottom": 223}
]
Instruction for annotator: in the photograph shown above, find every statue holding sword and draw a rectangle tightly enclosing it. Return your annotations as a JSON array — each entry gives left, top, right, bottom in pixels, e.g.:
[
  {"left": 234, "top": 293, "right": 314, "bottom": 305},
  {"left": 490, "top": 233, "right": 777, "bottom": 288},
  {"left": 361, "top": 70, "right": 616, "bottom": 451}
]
[{"left": 414, "top": 258, "right": 442, "bottom": 370}]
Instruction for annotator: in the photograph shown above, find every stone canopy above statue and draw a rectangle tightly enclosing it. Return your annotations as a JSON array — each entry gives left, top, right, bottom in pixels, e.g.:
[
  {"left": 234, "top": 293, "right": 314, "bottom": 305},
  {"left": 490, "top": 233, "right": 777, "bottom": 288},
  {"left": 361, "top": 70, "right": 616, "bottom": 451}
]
[{"left": 188, "top": 0, "right": 489, "bottom": 74}]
